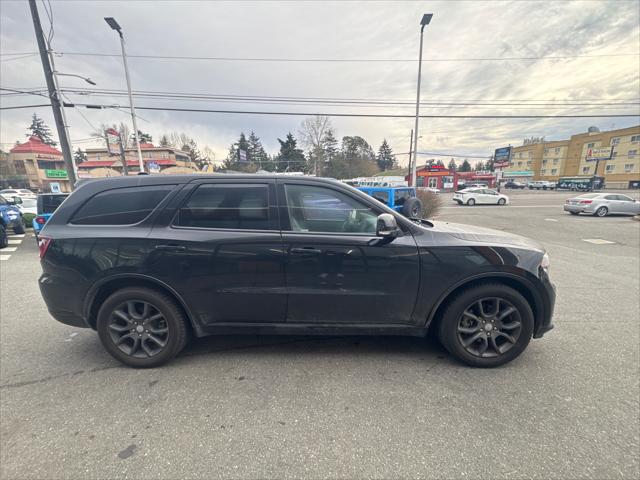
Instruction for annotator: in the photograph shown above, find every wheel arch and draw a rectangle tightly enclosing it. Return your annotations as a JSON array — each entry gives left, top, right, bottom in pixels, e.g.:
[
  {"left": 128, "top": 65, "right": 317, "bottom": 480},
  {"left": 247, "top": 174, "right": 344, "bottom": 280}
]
[
  {"left": 84, "top": 274, "right": 202, "bottom": 336},
  {"left": 425, "top": 273, "right": 544, "bottom": 333}
]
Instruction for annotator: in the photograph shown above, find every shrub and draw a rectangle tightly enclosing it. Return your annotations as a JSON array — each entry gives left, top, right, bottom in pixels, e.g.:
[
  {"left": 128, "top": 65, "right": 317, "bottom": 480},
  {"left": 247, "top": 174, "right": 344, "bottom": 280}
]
[
  {"left": 22, "top": 213, "right": 36, "bottom": 229},
  {"left": 415, "top": 188, "right": 442, "bottom": 219}
]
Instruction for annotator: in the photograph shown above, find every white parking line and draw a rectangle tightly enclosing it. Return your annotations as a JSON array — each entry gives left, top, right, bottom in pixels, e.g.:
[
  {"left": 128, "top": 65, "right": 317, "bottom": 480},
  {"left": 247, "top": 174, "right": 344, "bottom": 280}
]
[
  {"left": 0, "top": 255, "right": 10, "bottom": 261},
  {"left": 8, "top": 234, "right": 25, "bottom": 238},
  {"left": 2, "top": 247, "right": 17, "bottom": 252},
  {"left": 582, "top": 238, "right": 616, "bottom": 245},
  {"left": 544, "top": 218, "right": 559, "bottom": 222},
  {"left": 7, "top": 239, "right": 22, "bottom": 245}
]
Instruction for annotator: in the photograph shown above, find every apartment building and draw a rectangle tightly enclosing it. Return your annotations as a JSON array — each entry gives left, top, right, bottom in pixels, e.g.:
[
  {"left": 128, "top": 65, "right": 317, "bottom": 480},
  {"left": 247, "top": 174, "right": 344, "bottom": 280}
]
[{"left": 500, "top": 125, "right": 640, "bottom": 188}]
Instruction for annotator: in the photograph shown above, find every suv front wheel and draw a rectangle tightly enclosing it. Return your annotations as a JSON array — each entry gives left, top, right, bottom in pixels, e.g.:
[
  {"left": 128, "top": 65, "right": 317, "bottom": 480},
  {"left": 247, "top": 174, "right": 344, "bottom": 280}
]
[
  {"left": 438, "top": 284, "right": 534, "bottom": 367},
  {"left": 97, "top": 287, "right": 189, "bottom": 368}
]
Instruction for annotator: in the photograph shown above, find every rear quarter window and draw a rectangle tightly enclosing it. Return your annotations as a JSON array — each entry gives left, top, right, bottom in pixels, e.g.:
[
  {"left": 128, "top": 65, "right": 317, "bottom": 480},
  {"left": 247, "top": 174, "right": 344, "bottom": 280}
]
[{"left": 70, "top": 185, "right": 174, "bottom": 225}]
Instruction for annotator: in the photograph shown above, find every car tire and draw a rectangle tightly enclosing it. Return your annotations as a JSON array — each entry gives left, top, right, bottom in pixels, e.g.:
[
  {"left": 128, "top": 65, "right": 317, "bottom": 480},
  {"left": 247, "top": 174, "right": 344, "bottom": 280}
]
[
  {"left": 497, "top": 198, "right": 506, "bottom": 206},
  {"left": 595, "top": 206, "right": 608, "bottom": 217},
  {"left": 13, "top": 223, "right": 25, "bottom": 235},
  {"left": 97, "top": 287, "right": 189, "bottom": 368},
  {"left": 402, "top": 197, "right": 423, "bottom": 219},
  {"left": 569, "top": 211, "right": 579, "bottom": 215},
  {"left": 0, "top": 224, "right": 8, "bottom": 249},
  {"left": 438, "top": 283, "right": 534, "bottom": 368},
  {"left": 467, "top": 198, "right": 476, "bottom": 206}
]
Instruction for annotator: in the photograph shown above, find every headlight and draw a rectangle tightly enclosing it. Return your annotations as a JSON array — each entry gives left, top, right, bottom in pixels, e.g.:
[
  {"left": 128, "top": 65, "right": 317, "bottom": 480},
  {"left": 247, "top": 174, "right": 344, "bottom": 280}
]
[{"left": 540, "top": 252, "right": 550, "bottom": 271}]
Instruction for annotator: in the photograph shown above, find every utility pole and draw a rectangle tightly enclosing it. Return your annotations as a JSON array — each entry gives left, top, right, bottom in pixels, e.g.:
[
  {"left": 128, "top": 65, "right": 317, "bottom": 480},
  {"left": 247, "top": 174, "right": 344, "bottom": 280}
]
[
  {"left": 407, "top": 129, "right": 414, "bottom": 183},
  {"left": 28, "top": 0, "right": 76, "bottom": 188}
]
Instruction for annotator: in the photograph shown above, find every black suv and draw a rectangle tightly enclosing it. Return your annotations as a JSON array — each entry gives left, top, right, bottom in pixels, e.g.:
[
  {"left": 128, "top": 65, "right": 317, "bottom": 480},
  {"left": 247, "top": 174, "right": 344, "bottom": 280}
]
[{"left": 39, "top": 175, "right": 555, "bottom": 368}]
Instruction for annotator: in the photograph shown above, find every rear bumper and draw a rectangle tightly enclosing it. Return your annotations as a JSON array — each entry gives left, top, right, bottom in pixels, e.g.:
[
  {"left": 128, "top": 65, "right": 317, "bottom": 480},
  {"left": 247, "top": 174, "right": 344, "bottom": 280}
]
[
  {"left": 39, "top": 273, "right": 90, "bottom": 328},
  {"left": 563, "top": 204, "right": 594, "bottom": 214}
]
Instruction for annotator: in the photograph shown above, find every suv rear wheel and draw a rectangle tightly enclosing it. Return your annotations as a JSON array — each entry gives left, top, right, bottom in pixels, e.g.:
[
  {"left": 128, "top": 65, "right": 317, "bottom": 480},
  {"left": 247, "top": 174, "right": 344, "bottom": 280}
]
[
  {"left": 97, "top": 287, "right": 189, "bottom": 368},
  {"left": 438, "top": 284, "right": 534, "bottom": 367}
]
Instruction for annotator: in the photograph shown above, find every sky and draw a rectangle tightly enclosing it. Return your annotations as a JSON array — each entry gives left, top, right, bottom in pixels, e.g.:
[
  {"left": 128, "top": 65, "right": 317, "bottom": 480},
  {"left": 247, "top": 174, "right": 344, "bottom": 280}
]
[{"left": 1, "top": 0, "right": 639, "bottom": 167}]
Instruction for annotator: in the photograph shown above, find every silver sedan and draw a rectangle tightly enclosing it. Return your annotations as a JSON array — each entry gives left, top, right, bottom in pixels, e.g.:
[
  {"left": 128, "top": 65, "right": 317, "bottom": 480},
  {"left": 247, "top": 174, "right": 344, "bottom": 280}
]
[{"left": 563, "top": 193, "right": 640, "bottom": 217}]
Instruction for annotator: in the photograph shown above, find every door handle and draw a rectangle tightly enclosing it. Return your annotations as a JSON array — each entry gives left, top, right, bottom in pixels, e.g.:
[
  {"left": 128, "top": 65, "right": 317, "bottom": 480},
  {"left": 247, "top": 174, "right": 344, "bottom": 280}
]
[
  {"left": 155, "top": 244, "right": 187, "bottom": 251},
  {"left": 290, "top": 247, "right": 322, "bottom": 255}
]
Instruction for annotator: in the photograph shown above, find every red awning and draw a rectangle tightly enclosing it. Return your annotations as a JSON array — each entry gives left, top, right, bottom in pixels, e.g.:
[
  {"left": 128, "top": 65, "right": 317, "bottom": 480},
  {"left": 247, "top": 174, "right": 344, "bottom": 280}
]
[{"left": 78, "top": 160, "right": 117, "bottom": 168}]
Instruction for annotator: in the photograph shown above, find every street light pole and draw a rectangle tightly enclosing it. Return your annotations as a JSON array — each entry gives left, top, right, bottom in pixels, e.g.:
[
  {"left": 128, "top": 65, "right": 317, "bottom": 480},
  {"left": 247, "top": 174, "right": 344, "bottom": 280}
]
[
  {"left": 411, "top": 13, "right": 433, "bottom": 188},
  {"left": 105, "top": 17, "right": 144, "bottom": 173}
]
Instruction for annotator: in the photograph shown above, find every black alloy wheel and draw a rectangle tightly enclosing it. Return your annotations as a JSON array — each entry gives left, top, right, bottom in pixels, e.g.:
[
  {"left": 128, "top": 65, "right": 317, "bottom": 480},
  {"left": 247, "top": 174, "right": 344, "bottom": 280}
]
[
  {"left": 467, "top": 198, "right": 476, "bottom": 206},
  {"left": 438, "top": 284, "right": 534, "bottom": 367},
  {"left": 97, "top": 287, "right": 189, "bottom": 368},
  {"left": 498, "top": 198, "right": 506, "bottom": 206},
  {"left": 107, "top": 300, "right": 170, "bottom": 358},
  {"left": 455, "top": 298, "right": 522, "bottom": 358}
]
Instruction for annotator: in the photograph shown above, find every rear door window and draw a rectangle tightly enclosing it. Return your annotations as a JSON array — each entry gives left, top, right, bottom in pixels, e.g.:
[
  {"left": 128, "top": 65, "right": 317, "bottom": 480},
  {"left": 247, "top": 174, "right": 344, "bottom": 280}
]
[
  {"left": 175, "top": 184, "right": 270, "bottom": 230},
  {"left": 71, "top": 185, "right": 174, "bottom": 225}
]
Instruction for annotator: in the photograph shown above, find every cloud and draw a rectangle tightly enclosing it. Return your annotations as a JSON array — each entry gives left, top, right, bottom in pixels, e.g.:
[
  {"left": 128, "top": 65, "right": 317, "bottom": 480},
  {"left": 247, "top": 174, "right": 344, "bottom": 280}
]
[{"left": 1, "top": 0, "right": 638, "bottom": 167}]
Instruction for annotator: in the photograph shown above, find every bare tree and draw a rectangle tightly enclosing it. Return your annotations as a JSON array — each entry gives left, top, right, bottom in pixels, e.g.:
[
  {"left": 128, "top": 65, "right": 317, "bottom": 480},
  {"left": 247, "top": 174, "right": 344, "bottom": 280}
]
[{"left": 299, "top": 115, "right": 333, "bottom": 175}]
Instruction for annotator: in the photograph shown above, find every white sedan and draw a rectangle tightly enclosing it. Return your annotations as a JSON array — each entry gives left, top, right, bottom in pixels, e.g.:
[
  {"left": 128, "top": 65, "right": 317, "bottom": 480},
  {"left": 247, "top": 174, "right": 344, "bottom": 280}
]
[{"left": 453, "top": 188, "right": 509, "bottom": 206}]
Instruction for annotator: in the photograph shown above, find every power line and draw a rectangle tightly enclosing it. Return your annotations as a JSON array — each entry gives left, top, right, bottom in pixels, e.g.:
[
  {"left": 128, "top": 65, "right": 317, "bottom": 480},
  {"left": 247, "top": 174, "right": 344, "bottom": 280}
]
[
  {"left": 49, "top": 50, "right": 640, "bottom": 63},
  {"left": 0, "top": 104, "right": 51, "bottom": 110},
  {"left": 67, "top": 103, "right": 640, "bottom": 119}
]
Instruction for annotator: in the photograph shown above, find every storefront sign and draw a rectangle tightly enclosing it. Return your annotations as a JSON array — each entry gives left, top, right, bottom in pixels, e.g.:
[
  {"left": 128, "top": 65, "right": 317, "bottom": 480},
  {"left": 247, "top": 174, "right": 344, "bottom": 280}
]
[
  {"left": 586, "top": 147, "right": 612, "bottom": 162},
  {"left": 494, "top": 146, "right": 512, "bottom": 168},
  {"left": 45, "top": 169, "right": 68, "bottom": 179},
  {"left": 105, "top": 128, "right": 121, "bottom": 156}
]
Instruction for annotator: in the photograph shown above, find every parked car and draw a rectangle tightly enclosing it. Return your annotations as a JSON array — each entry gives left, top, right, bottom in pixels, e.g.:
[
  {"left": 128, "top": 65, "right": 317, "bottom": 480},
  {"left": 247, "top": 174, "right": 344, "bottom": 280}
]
[
  {"left": 453, "top": 188, "right": 509, "bottom": 206},
  {"left": 357, "top": 186, "right": 423, "bottom": 218},
  {"left": 0, "top": 188, "right": 36, "bottom": 200},
  {"left": 563, "top": 193, "right": 640, "bottom": 217},
  {"left": 32, "top": 193, "right": 69, "bottom": 239},
  {"left": 528, "top": 181, "right": 556, "bottom": 190},
  {"left": 1, "top": 195, "right": 38, "bottom": 216},
  {"left": 0, "top": 195, "right": 24, "bottom": 248},
  {"left": 38, "top": 175, "right": 555, "bottom": 368},
  {"left": 504, "top": 180, "right": 526, "bottom": 189}
]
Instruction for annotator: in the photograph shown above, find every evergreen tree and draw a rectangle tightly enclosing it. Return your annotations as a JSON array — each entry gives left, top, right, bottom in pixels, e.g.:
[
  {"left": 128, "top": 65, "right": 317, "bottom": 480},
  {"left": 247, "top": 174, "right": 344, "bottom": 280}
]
[
  {"left": 376, "top": 139, "right": 397, "bottom": 171},
  {"left": 73, "top": 148, "right": 86, "bottom": 164},
  {"left": 459, "top": 159, "right": 471, "bottom": 172},
  {"left": 447, "top": 158, "right": 457, "bottom": 171},
  {"left": 131, "top": 130, "right": 152, "bottom": 145},
  {"left": 223, "top": 132, "right": 258, "bottom": 172},
  {"left": 275, "top": 133, "right": 307, "bottom": 172},
  {"left": 247, "top": 131, "right": 269, "bottom": 169},
  {"left": 435, "top": 159, "right": 445, "bottom": 167},
  {"left": 27, "top": 113, "right": 57, "bottom": 146},
  {"left": 475, "top": 161, "right": 485, "bottom": 171},
  {"left": 322, "top": 130, "right": 338, "bottom": 163}
]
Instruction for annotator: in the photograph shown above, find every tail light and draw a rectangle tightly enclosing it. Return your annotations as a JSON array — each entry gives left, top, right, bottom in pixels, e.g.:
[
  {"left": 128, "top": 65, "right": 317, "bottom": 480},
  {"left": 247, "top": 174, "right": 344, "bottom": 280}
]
[
  {"left": 38, "top": 236, "right": 52, "bottom": 259},
  {"left": 579, "top": 200, "right": 593, "bottom": 204},
  {"left": 35, "top": 216, "right": 47, "bottom": 225}
]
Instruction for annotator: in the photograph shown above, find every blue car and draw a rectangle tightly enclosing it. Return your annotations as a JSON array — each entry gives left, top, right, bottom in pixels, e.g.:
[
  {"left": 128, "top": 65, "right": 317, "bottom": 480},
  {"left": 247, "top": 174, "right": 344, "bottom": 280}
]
[
  {"left": 356, "top": 186, "right": 423, "bottom": 218},
  {"left": 0, "top": 195, "right": 24, "bottom": 248},
  {"left": 33, "top": 193, "right": 69, "bottom": 240}
]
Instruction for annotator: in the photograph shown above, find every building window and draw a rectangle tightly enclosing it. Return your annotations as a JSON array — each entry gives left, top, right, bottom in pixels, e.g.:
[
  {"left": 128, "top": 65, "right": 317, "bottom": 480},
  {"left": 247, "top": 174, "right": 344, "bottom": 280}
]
[
  {"left": 96, "top": 154, "right": 101, "bottom": 160},
  {"left": 161, "top": 151, "right": 169, "bottom": 159},
  {"left": 587, "top": 143, "right": 595, "bottom": 148},
  {"left": 611, "top": 137, "right": 620, "bottom": 145},
  {"left": 526, "top": 161, "right": 532, "bottom": 166},
  {"left": 543, "top": 148, "right": 549, "bottom": 155},
  {"left": 605, "top": 164, "right": 615, "bottom": 173},
  {"left": 582, "top": 166, "right": 590, "bottom": 174},
  {"left": 517, "top": 161, "right": 522, "bottom": 167},
  {"left": 631, "top": 135, "right": 640, "bottom": 143},
  {"left": 553, "top": 158, "right": 559, "bottom": 165},
  {"left": 540, "top": 169, "right": 546, "bottom": 175},
  {"left": 518, "top": 152, "right": 523, "bottom": 158},
  {"left": 629, "top": 150, "right": 638, "bottom": 159},
  {"left": 554, "top": 147, "right": 560, "bottom": 154},
  {"left": 551, "top": 168, "right": 558, "bottom": 175},
  {"left": 625, "top": 164, "right": 635, "bottom": 172},
  {"left": 542, "top": 159, "right": 548, "bottom": 165},
  {"left": 612, "top": 152, "right": 617, "bottom": 158},
  {"left": 528, "top": 151, "right": 533, "bottom": 157},
  {"left": 14, "top": 160, "right": 27, "bottom": 175}
]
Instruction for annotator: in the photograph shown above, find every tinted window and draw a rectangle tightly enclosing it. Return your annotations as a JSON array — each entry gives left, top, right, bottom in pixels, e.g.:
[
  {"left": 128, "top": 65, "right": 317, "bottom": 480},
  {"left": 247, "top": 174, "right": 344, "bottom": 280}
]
[
  {"left": 604, "top": 195, "right": 618, "bottom": 200},
  {"left": 39, "top": 194, "right": 69, "bottom": 214},
  {"left": 176, "top": 184, "right": 269, "bottom": 230},
  {"left": 394, "top": 189, "right": 413, "bottom": 205},
  {"left": 285, "top": 184, "right": 377, "bottom": 234},
  {"left": 71, "top": 186, "right": 173, "bottom": 225}
]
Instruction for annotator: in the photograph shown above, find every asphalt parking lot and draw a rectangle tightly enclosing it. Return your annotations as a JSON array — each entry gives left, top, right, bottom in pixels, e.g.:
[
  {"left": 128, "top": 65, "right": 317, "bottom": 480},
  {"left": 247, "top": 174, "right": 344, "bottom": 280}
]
[{"left": 1, "top": 189, "right": 639, "bottom": 479}]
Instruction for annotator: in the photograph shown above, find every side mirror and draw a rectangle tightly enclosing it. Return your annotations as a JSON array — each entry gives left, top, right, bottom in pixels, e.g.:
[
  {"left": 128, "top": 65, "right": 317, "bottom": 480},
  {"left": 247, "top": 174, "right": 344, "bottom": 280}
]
[{"left": 376, "top": 213, "right": 400, "bottom": 238}]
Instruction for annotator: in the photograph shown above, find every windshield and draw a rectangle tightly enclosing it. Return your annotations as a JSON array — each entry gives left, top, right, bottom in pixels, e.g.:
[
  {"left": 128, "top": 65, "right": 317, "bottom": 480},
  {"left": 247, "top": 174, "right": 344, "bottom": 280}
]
[{"left": 21, "top": 198, "right": 37, "bottom": 208}]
